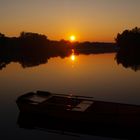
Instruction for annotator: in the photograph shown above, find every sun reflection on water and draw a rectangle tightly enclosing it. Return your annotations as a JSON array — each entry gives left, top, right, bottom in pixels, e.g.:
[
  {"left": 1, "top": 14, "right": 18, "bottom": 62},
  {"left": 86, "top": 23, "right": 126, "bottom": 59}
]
[
  {"left": 70, "top": 49, "right": 76, "bottom": 67},
  {"left": 71, "top": 54, "right": 75, "bottom": 61},
  {"left": 70, "top": 49, "right": 76, "bottom": 61}
]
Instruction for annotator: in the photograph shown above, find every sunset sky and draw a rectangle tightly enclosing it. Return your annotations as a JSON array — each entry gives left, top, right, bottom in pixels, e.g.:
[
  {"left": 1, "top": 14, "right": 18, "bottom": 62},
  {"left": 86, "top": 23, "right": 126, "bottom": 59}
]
[{"left": 0, "top": 0, "right": 140, "bottom": 42}]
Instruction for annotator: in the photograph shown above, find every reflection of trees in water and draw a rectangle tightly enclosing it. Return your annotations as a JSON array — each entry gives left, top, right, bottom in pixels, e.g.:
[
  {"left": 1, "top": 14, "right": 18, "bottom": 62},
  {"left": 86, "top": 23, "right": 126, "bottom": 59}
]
[
  {"left": 0, "top": 47, "right": 116, "bottom": 70},
  {"left": 116, "top": 49, "right": 140, "bottom": 71},
  {"left": 0, "top": 50, "right": 72, "bottom": 70},
  {"left": 115, "top": 27, "right": 140, "bottom": 71}
]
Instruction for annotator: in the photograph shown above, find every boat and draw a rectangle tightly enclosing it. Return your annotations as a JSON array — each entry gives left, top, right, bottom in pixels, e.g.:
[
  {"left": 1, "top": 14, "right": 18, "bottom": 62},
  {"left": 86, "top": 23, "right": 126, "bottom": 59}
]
[{"left": 16, "top": 90, "right": 140, "bottom": 139}]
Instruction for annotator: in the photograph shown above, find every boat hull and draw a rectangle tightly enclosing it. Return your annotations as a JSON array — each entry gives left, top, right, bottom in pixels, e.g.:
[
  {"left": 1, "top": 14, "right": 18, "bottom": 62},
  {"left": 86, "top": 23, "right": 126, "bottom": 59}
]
[{"left": 16, "top": 91, "right": 140, "bottom": 139}]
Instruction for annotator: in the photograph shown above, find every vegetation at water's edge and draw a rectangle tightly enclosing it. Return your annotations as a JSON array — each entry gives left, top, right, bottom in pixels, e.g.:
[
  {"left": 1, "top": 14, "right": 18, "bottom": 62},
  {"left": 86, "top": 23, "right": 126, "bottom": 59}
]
[
  {"left": 0, "top": 31, "right": 116, "bottom": 70},
  {"left": 0, "top": 31, "right": 116, "bottom": 53},
  {"left": 115, "top": 27, "right": 140, "bottom": 71},
  {"left": 116, "top": 27, "right": 140, "bottom": 47},
  {"left": 1, "top": 27, "right": 140, "bottom": 71}
]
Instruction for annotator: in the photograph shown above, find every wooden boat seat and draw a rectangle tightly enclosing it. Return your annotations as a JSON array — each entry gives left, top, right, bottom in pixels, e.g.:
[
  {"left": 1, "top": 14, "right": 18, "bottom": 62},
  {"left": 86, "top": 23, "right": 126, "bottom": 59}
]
[
  {"left": 72, "top": 100, "right": 93, "bottom": 112},
  {"left": 28, "top": 95, "right": 52, "bottom": 104}
]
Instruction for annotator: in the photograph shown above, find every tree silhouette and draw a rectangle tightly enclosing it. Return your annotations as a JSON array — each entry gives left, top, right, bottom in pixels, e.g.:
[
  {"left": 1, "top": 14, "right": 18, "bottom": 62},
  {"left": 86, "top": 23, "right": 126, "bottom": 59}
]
[
  {"left": 0, "top": 33, "right": 5, "bottom": 38},
  {"left": 20, "top": 32, "right": 47, "bottom": 40},
  {"left": 115, "top": 27, "right": 140, "bottom": 71},
  {"left": 116, "top": 27, "right": 140, "bottom": 47}
]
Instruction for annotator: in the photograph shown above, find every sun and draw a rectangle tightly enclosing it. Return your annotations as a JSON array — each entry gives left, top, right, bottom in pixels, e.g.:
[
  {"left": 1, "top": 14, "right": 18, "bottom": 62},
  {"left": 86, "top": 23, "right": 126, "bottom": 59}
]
[{"left": 70, "top": 35, "right": 76, "bottom": 42}]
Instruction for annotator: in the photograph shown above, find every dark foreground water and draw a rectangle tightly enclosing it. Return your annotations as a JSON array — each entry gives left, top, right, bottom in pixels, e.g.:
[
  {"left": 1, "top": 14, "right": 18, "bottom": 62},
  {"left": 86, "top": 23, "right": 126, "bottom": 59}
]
[{"left": 0, "top": 53, "right": 140, "bottom": 140}]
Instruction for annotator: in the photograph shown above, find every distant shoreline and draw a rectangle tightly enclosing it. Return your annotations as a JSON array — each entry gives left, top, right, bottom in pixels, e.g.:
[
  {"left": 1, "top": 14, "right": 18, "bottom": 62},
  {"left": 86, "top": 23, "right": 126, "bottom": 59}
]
[
  {"left": 0, "top": 32, "right": 117, "bottom": 70},
  {"left": 0, "top": 32, "right": 117, "bottom": 54}
]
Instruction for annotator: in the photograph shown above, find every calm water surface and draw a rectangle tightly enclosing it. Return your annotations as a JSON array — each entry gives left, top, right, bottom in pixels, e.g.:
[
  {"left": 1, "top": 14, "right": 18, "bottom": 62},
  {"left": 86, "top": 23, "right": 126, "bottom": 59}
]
[{"left": 0, "top": 53, "right": 140, "bottom": 140}]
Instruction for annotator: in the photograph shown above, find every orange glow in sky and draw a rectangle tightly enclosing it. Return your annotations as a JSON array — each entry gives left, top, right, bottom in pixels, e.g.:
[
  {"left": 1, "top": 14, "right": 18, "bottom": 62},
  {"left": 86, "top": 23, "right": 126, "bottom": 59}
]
[{"left": 0, "top": 0, "right": 140, "bottom": 42}]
